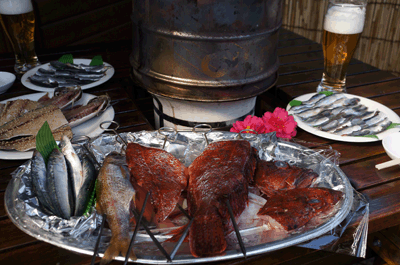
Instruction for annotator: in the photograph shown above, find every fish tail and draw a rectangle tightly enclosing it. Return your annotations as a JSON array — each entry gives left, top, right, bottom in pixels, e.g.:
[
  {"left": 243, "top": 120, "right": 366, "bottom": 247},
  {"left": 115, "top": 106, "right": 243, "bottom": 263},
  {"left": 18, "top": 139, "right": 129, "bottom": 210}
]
[
  {"left": 190, "top": 208, "right": 226, "bottom": 257},
  {"left": 101, "top": 235, "right": 136, "bottom": 265}
]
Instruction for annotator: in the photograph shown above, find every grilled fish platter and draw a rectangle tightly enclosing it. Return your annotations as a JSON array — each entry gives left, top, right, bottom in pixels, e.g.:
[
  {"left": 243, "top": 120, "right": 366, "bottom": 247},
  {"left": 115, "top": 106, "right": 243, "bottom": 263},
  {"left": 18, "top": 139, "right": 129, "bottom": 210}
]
[
  {"left": 6, "top": 132, "right": 356, "bottom": 264},
  {"left": 288, "top": 93, "right": 400, "bottom": 142}
]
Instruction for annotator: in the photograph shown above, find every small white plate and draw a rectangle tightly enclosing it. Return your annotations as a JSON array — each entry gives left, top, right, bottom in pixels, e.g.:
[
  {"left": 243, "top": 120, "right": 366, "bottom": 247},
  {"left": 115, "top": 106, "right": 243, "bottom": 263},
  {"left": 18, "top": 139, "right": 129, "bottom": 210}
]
[
  {"left": 21, "top": 59, "right": 115, "bottom": 92},
  {"left": 0, "top": 92, "right": 115, "bottom": 160},
  {"left": 286, "top": 93, "right": 400, "bottom": 143}
]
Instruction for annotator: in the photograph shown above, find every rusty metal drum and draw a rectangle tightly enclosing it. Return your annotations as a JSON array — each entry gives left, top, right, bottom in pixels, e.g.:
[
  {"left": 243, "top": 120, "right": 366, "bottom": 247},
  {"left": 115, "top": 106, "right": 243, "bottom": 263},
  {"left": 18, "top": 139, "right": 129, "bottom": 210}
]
[{"left": 131, "top": 0, "right": 282, "bottom": 102}]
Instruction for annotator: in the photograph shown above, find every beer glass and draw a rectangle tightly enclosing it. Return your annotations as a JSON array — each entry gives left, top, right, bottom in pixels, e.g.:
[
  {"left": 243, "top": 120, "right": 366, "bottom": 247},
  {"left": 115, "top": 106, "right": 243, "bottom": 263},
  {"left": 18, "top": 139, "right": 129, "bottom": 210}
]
[
  {"left": 0, "top": 0, "right": 40, "bottom": 74},
  {"left": 317, "top": 0, "right": 367, "bottom": 93}
]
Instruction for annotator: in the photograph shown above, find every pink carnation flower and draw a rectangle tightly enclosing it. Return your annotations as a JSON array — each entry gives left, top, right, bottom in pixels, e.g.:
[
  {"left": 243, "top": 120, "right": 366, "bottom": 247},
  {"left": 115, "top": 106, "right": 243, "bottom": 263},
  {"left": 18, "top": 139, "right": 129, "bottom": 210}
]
[
  {"left": 262, "top": 107, "right": 297, "bottom": 139},
  {"left": 230, "top": 115, "right": 266, "bottom": 134}
]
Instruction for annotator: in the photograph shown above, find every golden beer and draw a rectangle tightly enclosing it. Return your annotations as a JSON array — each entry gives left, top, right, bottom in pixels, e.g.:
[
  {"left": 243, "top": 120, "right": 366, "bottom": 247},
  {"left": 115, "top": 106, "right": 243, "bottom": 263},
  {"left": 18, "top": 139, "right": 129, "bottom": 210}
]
[
  {"left": 317, "top": 1, "right": 367, "bottom": 93},
  {"left": 321, "top": 30, "right": 361, "bottom": 89},
  {"left": 0, "top": 0, "right": 40, "bottom": 74}
]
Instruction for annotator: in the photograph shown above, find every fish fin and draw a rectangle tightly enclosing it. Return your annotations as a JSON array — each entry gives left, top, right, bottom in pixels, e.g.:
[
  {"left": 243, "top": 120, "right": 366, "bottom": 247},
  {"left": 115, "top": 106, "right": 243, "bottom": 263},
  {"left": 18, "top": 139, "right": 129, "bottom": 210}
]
[
  {"left": 101, "top": 235, "right": 137, "bottom": 265},
  {"left": 190, "top": 208, "right": 226, "bottom": 257}
]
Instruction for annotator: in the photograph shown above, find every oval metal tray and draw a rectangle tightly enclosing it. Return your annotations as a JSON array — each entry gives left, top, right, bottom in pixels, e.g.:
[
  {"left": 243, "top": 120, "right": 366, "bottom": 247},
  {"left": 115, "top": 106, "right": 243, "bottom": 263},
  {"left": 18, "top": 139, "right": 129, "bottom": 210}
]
[{"left": 5, "top": 131, "right": 354, "bottom": 264}]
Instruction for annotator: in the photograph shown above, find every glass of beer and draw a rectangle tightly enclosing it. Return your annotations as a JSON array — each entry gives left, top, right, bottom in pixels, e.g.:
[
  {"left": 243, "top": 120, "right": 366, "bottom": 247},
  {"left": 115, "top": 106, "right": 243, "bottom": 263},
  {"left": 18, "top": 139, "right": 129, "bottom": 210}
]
[
  {"left": 0, "top": 0, "right": 40, "bottom": 75},
  {"left": 317, "top": 0, "right": 367, "bottom": 93}
]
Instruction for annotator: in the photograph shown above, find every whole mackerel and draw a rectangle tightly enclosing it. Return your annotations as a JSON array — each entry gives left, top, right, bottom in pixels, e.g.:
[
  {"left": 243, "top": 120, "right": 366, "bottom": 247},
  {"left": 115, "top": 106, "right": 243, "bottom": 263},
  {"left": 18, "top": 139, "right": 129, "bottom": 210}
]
[
  {"left": 59, "top": 135, "right": 83, "bottom": 215},
  {"left": 31, "top": 150, "right": 59, "bottom": 215},
  {"left": 47, "top": 148, "right": 72, "bottom": 219},
  {"left": 75, "top": 153, "right": 97, "bottom": 216}
]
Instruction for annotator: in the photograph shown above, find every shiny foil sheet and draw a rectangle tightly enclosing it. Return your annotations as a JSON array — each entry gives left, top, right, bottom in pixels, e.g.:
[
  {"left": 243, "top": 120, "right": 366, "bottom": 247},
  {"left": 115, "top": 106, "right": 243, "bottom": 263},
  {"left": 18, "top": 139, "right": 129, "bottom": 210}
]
[{"left": 5, "top": 130, "right": 369, "bottom": 263}]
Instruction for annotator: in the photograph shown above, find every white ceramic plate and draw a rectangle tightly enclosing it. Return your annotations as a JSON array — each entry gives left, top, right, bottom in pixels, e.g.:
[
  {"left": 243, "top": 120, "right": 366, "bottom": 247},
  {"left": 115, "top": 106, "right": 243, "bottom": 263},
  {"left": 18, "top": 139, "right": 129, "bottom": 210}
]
[
  {"left": 0, "top": 92, "right": 115, "bottom": 160},
  {"left": 286, "top": 93, "right": 400, "bottom": 143},
  {"left": 21, "top": 59, "right": 115, "bottom": 92}
]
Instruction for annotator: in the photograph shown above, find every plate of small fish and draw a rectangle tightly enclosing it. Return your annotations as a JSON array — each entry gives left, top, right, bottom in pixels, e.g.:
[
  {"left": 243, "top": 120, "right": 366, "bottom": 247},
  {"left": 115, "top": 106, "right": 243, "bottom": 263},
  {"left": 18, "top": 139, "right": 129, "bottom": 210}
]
[
  {"left": 286, "top": 93, "right": 400, "bottom": 142},
  {"left": 21, "top": 59, "right": 115, "bottom": 92},
  {"left": 0, "top": 90, "right": 114, "bottom": 160}
]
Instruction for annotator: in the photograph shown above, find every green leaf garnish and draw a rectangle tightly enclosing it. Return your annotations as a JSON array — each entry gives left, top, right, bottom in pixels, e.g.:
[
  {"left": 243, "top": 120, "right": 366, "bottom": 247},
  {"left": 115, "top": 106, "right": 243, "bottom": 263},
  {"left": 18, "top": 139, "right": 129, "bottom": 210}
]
[
  {"left": 318, "top": 91, "right": 334, "bottom": 96},
  {"left": 90, "top": 55, "right": 103, "bottom": 66},
  {"left": 58, "top": 54, "right": 73, "bottom": 64},
  {"left": 83, "top": 179, "right": 97, "bottom": 216},
  {"left": 289, "top": 100, "right": 302, "bottom": 107},
  {"left": 356, "top": 134, "right": 379, "bottom": 139},
  {"left": 36, "top": 121, "right": 59, "bottom": 164},
  {"left": 386, "top": 123, "right": 400, "bottom": 130}
]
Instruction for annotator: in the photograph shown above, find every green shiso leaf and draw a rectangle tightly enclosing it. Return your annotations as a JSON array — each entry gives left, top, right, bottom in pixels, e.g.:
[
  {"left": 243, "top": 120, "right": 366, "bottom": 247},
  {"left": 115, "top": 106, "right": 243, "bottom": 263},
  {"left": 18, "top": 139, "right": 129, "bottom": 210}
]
[
  {"left": 318, "top": 91, "right": 334, "bottom": 96},
  {"left": 289, "top": 100, "right": 302, "bottom": 107},
  {"left": 386, "top": 123, "right": 400, "bottom": 130},
  {"left": 90, "top": 55, "right": 103, "bottom": 66},
  {"left": 35, "top": 121, "right": 59, "bottom": 164},
  {"left": 58, "top": 54, "right": 73, "bottom": 64}
]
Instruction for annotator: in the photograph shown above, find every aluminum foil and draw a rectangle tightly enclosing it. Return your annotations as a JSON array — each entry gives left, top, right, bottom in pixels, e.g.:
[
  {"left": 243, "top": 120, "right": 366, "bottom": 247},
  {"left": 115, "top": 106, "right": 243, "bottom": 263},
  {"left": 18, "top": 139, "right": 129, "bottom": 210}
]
[{"left": 5, "top": 130, "right": 368, "bottom": 264}]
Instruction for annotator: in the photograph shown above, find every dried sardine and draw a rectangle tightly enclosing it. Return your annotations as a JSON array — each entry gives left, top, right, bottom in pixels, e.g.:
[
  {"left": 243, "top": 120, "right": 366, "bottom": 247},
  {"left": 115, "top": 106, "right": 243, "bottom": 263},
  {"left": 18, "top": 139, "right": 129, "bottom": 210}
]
[
  {"left": 0, "top": 105, "right": 68, "bottom": 140},
  {"left": 38, "top": 86, "right": 82, "bottom": 110},
  {"left": 0, "top": 99, "right": 42, "bottom": 126},
  {"left": 0, "top": 124, "right": 72, "bottom": 151},
  {"left": 63, "top": 95, "right": 110, "bottom": 127}
]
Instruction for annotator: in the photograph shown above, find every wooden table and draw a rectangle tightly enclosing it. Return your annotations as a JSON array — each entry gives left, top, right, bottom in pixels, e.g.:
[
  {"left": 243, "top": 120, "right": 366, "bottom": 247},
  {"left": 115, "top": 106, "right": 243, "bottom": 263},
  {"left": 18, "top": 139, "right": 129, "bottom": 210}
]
[{"left": 1, "top": 28, "right": 399, "bottom": 264}]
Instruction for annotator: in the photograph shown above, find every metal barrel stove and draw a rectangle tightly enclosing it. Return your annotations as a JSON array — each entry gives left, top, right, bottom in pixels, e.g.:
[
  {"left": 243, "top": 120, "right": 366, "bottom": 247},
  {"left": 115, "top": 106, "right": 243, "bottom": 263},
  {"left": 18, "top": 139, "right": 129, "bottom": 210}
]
[{"left": 131, "top": 0, "right": 283, "bottom": 130}]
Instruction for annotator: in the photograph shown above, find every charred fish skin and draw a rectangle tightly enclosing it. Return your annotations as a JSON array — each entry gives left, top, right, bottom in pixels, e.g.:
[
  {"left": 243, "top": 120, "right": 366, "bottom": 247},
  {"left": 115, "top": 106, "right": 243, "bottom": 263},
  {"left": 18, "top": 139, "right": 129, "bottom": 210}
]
[
  {"left": 47, "top": 148, "right": 72, "bottom": 219},
  {"left": 59, "top": 135, "right": 84, "bottom": 215},
  {"left": 75, "top": 153, "right": 97, "bottom": 216},
  {"left": 31, "top": 150, "right": 57, "bottom": 215},
  {"left": 96, "top": 152, "right": 137, "bottom": 264}
]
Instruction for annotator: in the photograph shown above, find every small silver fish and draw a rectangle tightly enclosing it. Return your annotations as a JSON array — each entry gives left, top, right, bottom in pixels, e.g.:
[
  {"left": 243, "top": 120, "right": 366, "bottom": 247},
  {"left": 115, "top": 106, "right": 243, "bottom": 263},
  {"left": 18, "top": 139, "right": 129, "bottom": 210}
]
[
  {"left": 304, "top": 115, "right": 330, "bottom": 126},
  {"left": 364, "top": 118, "right": 392, "bottom": 135},
  {"left": 302, "top": 93, "right": 327, "bottom": 105},
  {"left": 333, "top": 125, "right": 363, "bottom": 136},
  {"left": 313, "top": 93, "right": 347, "bottom": 108},
  {"left": 296, "top": 107, "right": 326, "bottom": 119},
  {"left": 364, "top": 111, "right": 387, "bottom": 127}
]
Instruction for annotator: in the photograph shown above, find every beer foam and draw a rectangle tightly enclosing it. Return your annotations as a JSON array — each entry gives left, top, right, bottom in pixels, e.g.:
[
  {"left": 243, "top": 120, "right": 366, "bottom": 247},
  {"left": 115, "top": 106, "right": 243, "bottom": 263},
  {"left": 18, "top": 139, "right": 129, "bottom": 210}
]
[
  {"left": 324, "top": 4, "right": 366, "bottom": 34},
  {"left": 0, "top": 0, "right": 33, "bottom": 15}
]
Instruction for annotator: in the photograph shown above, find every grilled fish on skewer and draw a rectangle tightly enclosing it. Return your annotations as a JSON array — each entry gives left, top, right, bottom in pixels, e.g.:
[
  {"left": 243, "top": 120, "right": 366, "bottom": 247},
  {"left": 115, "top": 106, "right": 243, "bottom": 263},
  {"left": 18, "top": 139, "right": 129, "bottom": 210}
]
[
  {"left": 258, "top": 187, "right": 343, "bottom": 231},
  {"left": 254, "top": 160, "right": 318, "bottom": 198},
  {"left": 96, "top": 152, "right": 137, "bottom": 265},
  {"left": 126, "top": 142, "right": 188, "bottom": 224},
  {"left": 186, "top": 140, "right": 257, "bottom": 257}
]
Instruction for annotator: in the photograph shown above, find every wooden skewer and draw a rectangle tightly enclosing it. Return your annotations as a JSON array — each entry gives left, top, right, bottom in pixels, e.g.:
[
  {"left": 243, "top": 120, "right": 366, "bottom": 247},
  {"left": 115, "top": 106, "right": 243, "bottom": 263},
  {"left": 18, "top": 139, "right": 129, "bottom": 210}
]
[{"left": 375, "top": 158, "right": 400, "bottom": 170}]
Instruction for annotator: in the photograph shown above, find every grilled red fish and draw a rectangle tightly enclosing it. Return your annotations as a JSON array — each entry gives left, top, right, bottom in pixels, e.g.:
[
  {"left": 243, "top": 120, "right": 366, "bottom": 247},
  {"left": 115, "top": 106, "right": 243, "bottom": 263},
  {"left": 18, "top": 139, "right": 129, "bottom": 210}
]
[
  {"left": 187, "top": 140, "right": 258, "bottom": 257},
  {"left": 96, "top": 152, "right": 136, "bottom": 265},
  {"left": 126, "top": 143, "right": 188, "bottom": 224},
  {"left": 254, "top": 160, "right": 318, "bottom": 198},
  {"left": 258, "top": 187, "right": 343, "bottom": 230}
]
